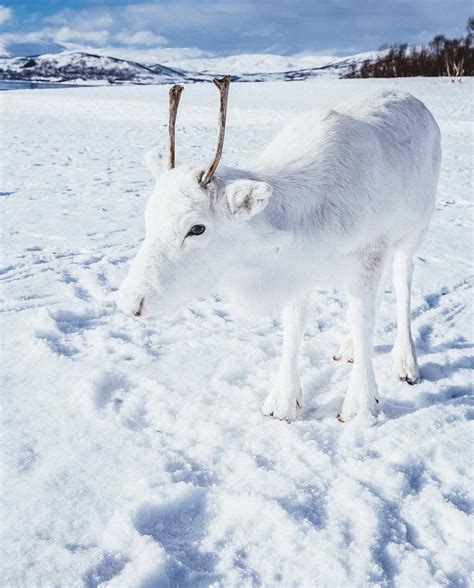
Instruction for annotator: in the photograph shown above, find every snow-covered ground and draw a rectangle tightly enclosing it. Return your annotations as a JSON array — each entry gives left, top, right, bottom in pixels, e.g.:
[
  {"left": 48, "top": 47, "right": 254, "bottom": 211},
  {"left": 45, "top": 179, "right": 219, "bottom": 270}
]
[{"left": 1, "top": 78, "right": 472, "bottom": 587}]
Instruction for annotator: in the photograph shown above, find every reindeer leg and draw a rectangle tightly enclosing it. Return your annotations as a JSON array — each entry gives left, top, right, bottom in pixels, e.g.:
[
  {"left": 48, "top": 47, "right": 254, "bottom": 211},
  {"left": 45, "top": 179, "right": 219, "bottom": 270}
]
[
  {"left": 391, "top": 235, "right": 421, "bottom": 385},
  {"left": 338, "top": 243, "right": 386, "bottom": 421},
  {"left": 262, "top": 296, "right": 309, "bottom": 422},
  {"left": 333, "top": 261, "right": 388, "bottom": 365}
]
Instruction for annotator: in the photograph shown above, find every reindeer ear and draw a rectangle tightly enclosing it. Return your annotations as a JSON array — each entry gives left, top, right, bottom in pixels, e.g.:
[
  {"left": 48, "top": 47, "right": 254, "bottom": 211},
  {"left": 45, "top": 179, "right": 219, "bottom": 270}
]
[
  {"left": 144, "top": 149, "right": 165, "bottom": 179},
  {"left": 225, "top": 180, "right": 273, "bottom": 219}
]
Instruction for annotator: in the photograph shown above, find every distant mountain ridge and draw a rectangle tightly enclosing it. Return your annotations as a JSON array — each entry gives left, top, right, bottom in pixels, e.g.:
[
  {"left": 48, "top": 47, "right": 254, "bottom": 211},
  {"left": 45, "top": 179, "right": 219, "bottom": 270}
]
[
  {"left": 0, "top": 51, "right": 196, "bottom": 85},
  {"left": 0, "top": 48, "right": 377, "bottom": 85}
]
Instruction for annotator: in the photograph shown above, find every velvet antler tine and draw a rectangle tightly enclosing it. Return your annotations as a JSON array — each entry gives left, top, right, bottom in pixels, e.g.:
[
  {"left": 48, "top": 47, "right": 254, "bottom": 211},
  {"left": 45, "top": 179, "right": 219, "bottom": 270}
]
[
  {"left": 200, "top": 76, "right": 231, "bottom": 186},
  {"left": 168, "top": 84, "right": 184, "bottom": 169}
]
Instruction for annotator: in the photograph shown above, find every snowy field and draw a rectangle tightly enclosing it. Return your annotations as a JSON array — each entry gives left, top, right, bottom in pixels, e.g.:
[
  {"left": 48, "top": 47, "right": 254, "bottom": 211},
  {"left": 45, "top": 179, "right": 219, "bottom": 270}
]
[{"left": 1, "top": 78, "right": 473, "bottom": 587}]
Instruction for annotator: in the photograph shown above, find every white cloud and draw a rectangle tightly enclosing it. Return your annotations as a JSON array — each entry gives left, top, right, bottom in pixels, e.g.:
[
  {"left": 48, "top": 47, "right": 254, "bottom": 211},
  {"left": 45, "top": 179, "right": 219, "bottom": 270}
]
[
  {"left": 116, "top": 30, "right": 167, "bottom": 46},
  {"left": 81, "top": 44, "right": 211, "bottom": 64},
  {"left": 17, "top": 6, "right": 169, "bottom": 52},
  {"left": 0, "top": 4, "right": 12, "bottom": 24},
  {"left": 45, "top": 27, "right": 168, "bottom": 51},
  {"left": 1, "top": 31, "right": 46, "bottom": 44},
  {"left": 43, "top": 10, "right": 114, "bottom": 29},
  {"left": 1, "top": 26, "right": 110, "bottom": 46},
  {"left": 52, "top": 26, "right": 110, "bottom": 45}
]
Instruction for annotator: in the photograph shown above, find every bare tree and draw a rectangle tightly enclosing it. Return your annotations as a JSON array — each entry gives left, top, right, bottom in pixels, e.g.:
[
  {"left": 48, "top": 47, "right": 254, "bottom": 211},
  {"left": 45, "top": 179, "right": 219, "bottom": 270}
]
[{"left": 345, "top": 17, "right": 473, "bottom": 80}]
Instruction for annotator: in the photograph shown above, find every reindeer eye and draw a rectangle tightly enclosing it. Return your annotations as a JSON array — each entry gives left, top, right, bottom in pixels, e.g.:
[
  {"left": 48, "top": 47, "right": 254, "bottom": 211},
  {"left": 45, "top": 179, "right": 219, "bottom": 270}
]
[{"left": 187, "top": 224, "right": 206, "bottom": 237}]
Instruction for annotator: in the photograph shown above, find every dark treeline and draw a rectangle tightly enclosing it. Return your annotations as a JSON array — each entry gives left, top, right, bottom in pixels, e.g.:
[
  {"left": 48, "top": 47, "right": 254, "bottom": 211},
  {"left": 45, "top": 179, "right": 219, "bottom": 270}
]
[{"left": 345, "top": 17, "right": 473, "bottom": 79}]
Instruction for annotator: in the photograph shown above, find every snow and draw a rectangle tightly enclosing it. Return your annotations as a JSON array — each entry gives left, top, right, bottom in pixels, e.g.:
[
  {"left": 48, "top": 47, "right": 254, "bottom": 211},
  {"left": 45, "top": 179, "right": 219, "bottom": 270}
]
[
  {"left": 156, "top": 50, "right": 385, "bottom": 76},
  {"left": 1, "top": 78, "right": 473, "bottom": 587},
  {"left": 158, "top": 52, "right": 338, "bottom": 74}
]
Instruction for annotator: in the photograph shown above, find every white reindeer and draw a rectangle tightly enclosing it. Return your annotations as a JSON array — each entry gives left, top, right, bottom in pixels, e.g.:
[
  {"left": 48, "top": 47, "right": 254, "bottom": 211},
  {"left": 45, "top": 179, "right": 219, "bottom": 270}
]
[{"left": 118, "top": 78, "right": 441, "bottom": 422}]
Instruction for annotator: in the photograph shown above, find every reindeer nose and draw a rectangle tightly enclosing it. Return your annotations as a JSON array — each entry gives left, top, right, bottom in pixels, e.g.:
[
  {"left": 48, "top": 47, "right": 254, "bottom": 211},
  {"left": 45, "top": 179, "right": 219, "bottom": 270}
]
[{"left": 134, "top": 298, "right": 145, "bottom": 318}]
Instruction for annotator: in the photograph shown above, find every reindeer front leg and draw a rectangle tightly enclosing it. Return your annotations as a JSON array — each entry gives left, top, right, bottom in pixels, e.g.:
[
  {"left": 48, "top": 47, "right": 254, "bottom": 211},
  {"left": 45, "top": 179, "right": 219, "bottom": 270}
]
[
  {"left": 262, "top": 296, "right": 309, "bottom": 421},
  {"left": 338, "top": 245, "right": 386, "bottom": 421}
]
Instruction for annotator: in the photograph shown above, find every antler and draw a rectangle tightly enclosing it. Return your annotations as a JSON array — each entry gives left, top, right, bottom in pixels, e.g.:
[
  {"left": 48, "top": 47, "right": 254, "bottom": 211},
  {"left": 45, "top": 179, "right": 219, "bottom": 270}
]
[
  {"left": 168, "top": 84, "right": 184, "bottom": 170},
  {"left": 200, "top": 76, "right": 231, "bottom": 186}
]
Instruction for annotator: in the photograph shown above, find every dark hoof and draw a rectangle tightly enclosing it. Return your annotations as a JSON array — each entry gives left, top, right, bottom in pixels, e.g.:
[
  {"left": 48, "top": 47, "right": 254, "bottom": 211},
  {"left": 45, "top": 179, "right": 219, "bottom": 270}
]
[
  {"left": 375, "top": 398, "right": 379, "bottom": 404},
  {"left": 400, "top": 376, "right": 417, "bottom": 386},
  {"left": 347, "top": 358, "right": 354, "bottom": 364},
  {"left": 333, "top": 355, "right": 341, "bottom": 362}
]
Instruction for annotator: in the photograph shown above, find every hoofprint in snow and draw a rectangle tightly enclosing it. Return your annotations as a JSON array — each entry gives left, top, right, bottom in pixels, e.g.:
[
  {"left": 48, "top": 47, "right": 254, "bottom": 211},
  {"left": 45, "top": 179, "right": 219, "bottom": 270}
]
[{"left": 1, "top": 78, "right": 472, "bottom": 586}]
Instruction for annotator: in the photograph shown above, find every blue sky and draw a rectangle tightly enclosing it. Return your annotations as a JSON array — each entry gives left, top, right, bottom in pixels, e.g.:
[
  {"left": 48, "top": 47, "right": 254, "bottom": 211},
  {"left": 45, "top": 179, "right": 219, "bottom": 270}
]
[{"left": 1, "top": 0, "right": 472, "bottom": 57}]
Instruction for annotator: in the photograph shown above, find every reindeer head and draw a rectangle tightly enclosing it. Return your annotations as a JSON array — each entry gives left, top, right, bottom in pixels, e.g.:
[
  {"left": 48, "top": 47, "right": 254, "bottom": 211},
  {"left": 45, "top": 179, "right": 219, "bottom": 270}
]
[{"left": 118, "top": 78, "right": 273, "bottom": 319}]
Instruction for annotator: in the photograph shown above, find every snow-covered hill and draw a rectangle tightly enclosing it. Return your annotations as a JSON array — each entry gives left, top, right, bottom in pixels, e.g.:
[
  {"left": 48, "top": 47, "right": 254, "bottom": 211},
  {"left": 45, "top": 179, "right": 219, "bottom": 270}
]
[
  {"left": 1, "top": 78, "right": 472, "bottom": 586},
  {"left": 160, "top": 52, "right": 338, "bottom": 74},
  {"left": 0, "top": 49, "right": 379, "bottom": 85},
  {"left": 0, "top": 51, "right": 190, "bottom": 85},
  {"left": 161, "top": 50, "right": 382, "bottom": 76}
]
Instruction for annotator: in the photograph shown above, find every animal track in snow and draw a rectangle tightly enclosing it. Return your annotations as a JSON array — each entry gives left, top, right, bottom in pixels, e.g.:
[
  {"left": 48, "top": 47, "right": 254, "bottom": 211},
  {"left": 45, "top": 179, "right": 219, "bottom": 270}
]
[
  {"left": 35, "top": 327, "right": 80, "bottom": 357},
  {"left": 165, "top": 453, "right": 215, "bottom": 487},
  {"left": 82, "top": 552, "right": 128, "bottom": 588},
  {"left": 92, "top": 371, "right": 130, "bottom": 410},
  {"left": 133, "top": 488, "right": 219, "bottom": 586},
  {"left": 15, "top": 443, "right": 38, "bottom": 474},
  {"left": 34, "top": 305, "right": 115, "bottom": 356}
]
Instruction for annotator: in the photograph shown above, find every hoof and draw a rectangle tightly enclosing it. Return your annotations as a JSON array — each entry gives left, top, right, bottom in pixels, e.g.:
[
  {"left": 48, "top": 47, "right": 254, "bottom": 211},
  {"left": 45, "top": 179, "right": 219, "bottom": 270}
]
[
  {"left": 270, "top": 415, "right": 292, "bottom": 423},
  {"left": 271, "top": 403, "right": 299, "bottom": 422},
  {"left": 338, "top": 394, "right": 379, "bottom": 422},
  {"left": 262, "top": 394, "right": 300, "bottom": 422},
  {"left": 334, "top": 337, "right": 354, "bottom": 364},
  {"left": 333, "top": 355, "right": 354, "bottom": 364},
  {"left": 262, "top": 381, "right": 302, "bottom": 422},
  {"left": 264, "top": 410, "right": 296, "bottom": 423},
  {"left": 392, "top": 341, "right": 419, "bottom": 385},
  {"left": 400, "top": 375, "right": 418, "bottom": 386}
]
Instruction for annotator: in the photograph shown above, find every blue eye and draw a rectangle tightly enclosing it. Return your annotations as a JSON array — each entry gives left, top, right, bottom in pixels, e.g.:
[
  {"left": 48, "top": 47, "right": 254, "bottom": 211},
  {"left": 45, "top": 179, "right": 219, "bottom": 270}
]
[{"left": 187, "top": 224, "right": 206, "bottom": 237}]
